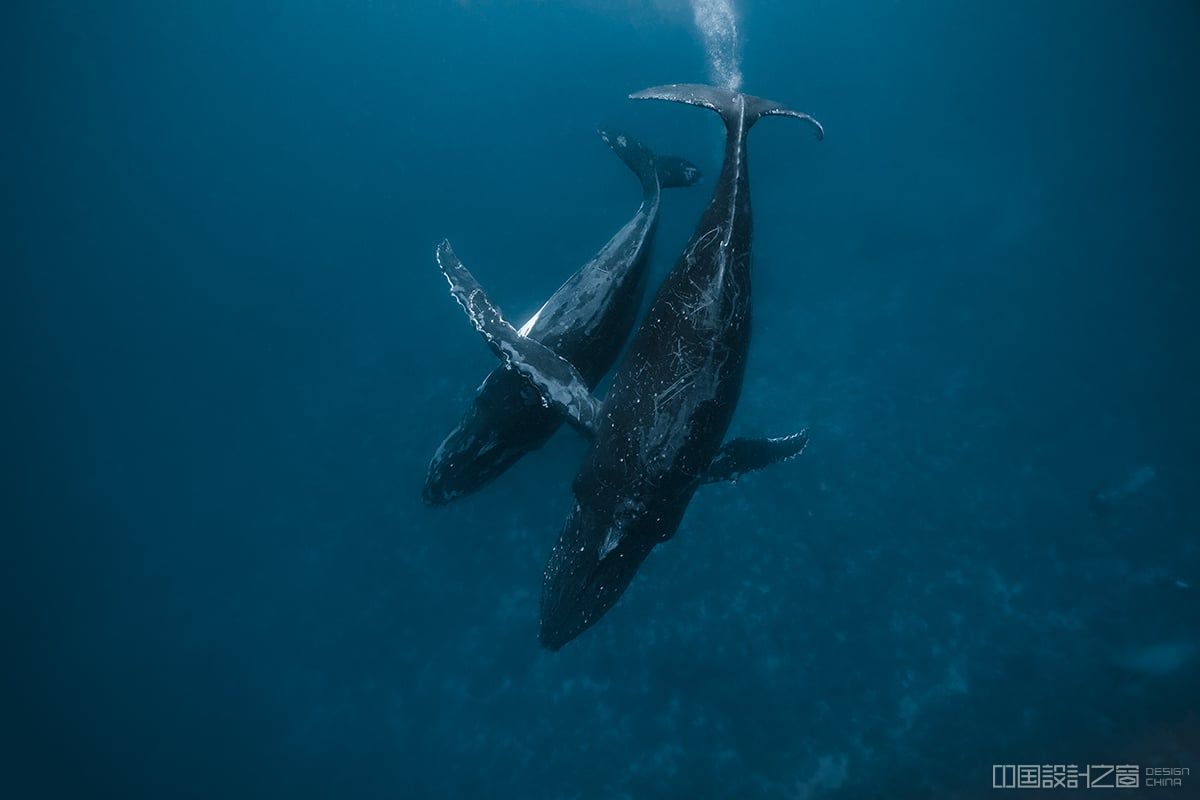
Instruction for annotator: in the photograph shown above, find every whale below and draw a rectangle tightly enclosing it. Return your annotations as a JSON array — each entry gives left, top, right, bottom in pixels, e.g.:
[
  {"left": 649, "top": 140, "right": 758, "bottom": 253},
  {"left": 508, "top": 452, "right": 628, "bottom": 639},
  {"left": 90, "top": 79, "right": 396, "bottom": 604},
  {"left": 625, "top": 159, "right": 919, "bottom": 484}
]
[
  {"left": 436, "top": 84, "right": 822, "bottom": 649},
  {"left": 424, "top": 131, "right": 701, "bottom": 505}
]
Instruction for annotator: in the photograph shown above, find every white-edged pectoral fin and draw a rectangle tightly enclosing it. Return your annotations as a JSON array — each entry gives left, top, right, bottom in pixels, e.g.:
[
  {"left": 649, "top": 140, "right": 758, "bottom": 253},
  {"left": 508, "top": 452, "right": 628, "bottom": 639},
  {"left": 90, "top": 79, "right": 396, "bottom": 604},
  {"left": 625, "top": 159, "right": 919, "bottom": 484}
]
[
  {"left": 435, "top": 240, "right": 601, "bottom": 434},
  {"left": 703, "top": 430, "right": 810, "bottom": 484}
]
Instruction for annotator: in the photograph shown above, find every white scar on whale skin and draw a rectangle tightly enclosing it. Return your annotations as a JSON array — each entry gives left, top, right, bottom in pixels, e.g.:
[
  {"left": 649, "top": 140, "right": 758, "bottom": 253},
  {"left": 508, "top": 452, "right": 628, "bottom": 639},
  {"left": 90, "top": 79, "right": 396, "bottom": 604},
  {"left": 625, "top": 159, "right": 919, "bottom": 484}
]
[{"left": 691, "top": 0, "right": 742, "bottom": 91}]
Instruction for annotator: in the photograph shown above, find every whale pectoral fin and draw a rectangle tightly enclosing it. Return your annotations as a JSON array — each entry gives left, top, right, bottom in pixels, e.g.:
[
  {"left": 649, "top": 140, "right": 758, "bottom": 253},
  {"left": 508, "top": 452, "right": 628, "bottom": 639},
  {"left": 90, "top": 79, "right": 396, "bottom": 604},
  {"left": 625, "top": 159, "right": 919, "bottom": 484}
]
[
  {"left": 436, "top": 240, "right": 601, "bottom": 435},
  {"left": 702, "top": 430, "right": 810, "bottom": 484}
]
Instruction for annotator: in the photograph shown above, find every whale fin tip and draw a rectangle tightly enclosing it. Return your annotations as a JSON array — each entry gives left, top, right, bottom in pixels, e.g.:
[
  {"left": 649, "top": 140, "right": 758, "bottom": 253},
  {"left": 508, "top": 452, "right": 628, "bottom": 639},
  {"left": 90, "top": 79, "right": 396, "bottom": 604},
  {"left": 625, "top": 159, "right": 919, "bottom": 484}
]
[{"left": 703, "top": 430, "right": 810, "bottom": 484}]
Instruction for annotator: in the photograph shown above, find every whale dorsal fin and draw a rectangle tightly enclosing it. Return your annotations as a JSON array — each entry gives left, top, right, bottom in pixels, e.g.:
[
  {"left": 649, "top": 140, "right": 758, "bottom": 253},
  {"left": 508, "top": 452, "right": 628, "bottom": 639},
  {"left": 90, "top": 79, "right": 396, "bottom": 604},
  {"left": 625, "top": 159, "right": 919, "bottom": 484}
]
[
  {"left": 435, "top": 240, "right": 601, "bottom": 435},
  {"left": 703, "top": 430, "right": 810, "bottom": 484}
]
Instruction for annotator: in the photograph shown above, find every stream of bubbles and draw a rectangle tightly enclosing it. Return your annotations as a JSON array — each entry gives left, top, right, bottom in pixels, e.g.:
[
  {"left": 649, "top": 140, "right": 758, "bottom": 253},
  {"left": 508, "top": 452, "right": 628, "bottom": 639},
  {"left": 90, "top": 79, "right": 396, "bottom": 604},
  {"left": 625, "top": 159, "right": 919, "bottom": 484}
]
[{"left": 690, "top": 0, "right": 743, "bottom": 91}]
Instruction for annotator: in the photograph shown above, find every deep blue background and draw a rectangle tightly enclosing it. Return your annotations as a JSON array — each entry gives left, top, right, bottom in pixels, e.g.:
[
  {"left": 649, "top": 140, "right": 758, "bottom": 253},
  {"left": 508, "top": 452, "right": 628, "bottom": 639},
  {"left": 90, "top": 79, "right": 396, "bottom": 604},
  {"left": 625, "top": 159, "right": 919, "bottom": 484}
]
[{"left": 10, "top": 1, "right": 1200, "bottom": 797}]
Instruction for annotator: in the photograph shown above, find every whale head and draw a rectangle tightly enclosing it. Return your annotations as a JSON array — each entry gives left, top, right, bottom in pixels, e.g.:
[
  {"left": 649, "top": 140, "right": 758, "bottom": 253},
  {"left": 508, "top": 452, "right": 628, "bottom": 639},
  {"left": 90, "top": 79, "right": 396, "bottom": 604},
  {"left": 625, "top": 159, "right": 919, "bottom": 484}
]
[
  {"left": 422, "top": 426, "right": 513, "bottom": 505},
  {"left": 538, "top": 497, "right": 658, "bottom": 650},
  {"left": 423, "top": 368, "right": 562, "bottom": 505}
]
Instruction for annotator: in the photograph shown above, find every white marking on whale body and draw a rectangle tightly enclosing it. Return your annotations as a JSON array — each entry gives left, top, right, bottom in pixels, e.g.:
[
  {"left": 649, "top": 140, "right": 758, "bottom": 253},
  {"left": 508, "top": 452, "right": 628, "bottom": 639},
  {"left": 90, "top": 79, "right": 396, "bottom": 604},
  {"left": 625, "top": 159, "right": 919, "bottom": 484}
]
[
  {"left": 517, "top": 307, "right": 544, "bottom": 337},
  {"left": 721, "top": 95, "right": 745, "bottom": 251},
  {"left": 598, "top": 527, "right": 622, "bottom": 560}
]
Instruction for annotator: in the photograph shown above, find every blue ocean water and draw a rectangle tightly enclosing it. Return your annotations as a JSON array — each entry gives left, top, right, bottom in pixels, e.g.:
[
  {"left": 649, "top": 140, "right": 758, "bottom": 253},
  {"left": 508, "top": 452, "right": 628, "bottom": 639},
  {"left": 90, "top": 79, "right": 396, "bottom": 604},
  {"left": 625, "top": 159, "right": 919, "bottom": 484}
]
[{"left": 10, "top": 1, "right": 1200, "bottom": 797}]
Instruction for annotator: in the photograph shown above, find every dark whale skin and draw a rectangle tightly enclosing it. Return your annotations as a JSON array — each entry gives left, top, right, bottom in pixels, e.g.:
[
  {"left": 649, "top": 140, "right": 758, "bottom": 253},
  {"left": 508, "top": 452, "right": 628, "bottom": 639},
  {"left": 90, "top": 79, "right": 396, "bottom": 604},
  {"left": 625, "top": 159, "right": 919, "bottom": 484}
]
[
  {"left": 540, "top": 89, "right": 821, "bottom": 650},
  {"left": 423, "top": 133, "right": 700, "bottom": 505}
]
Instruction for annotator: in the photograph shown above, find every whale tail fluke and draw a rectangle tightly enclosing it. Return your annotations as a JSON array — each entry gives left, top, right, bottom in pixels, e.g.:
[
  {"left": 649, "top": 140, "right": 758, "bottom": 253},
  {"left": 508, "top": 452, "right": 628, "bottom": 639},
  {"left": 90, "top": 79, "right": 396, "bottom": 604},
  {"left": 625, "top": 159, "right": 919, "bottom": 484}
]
[
  {"left": 598, "top": 129, "right": 702, "bottom": 198},
  {"left": 630, "top": 83, "right": 824, "bottom": 141}
]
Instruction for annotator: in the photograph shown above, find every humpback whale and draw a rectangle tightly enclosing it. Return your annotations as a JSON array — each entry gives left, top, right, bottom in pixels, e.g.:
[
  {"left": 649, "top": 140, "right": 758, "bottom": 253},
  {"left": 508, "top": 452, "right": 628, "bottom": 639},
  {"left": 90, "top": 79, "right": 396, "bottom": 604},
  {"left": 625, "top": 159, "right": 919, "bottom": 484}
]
[
  {"left": 436, "top": 84, "right": 822, "bottom": 649},
  {"left": 424, "top": 131, "right": 701, "bottom": 505}
]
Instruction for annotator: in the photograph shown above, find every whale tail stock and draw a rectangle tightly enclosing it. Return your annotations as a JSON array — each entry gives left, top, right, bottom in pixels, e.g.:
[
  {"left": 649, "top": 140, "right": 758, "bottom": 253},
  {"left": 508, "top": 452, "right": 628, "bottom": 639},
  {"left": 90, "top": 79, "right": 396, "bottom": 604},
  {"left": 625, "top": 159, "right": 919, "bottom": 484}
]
[
  {"left": 629, "top": 84, "right": 824, "bottom": 141},
  {"left": 598, "top": 129, "right": 702, "bottom": 198}
]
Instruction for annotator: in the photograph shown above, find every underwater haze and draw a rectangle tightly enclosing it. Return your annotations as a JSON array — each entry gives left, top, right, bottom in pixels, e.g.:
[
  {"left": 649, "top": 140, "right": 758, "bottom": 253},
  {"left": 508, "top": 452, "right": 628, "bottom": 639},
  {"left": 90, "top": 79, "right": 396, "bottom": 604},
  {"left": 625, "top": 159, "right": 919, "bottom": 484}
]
[{"left": 10, "top": 0, "right": 1200, "bottom": 797}]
